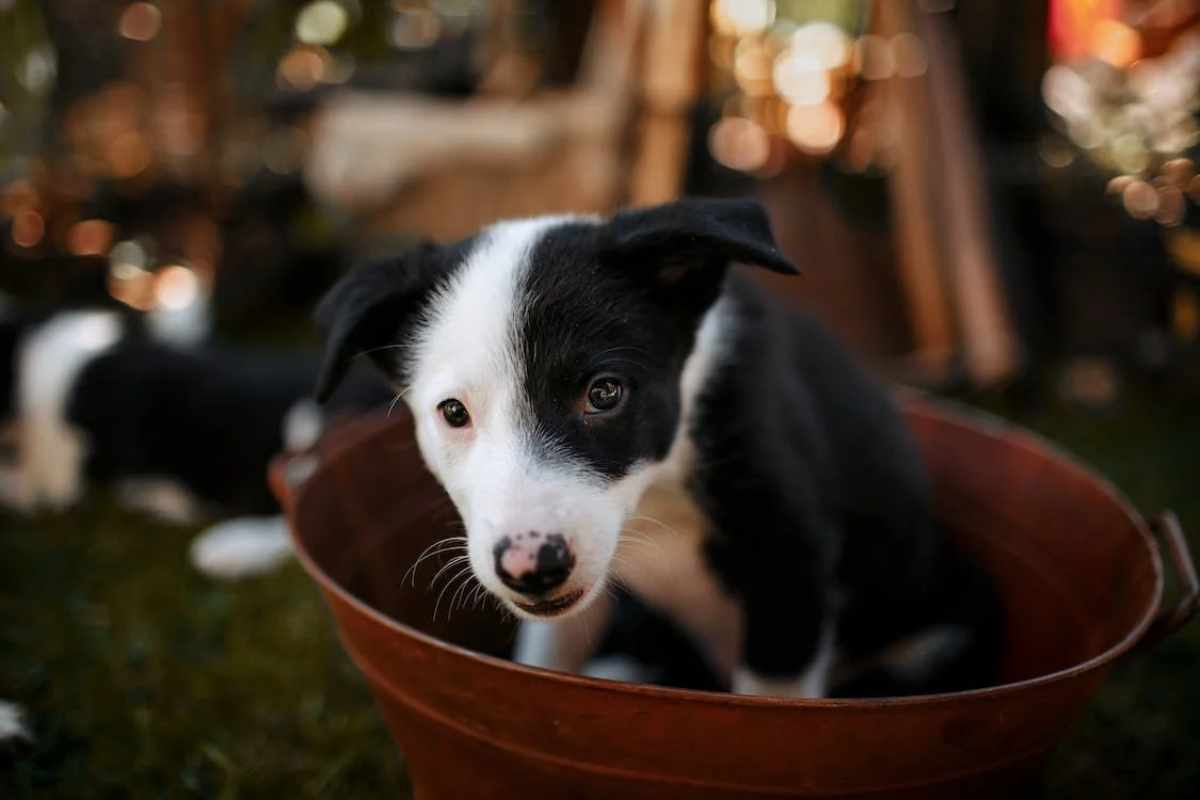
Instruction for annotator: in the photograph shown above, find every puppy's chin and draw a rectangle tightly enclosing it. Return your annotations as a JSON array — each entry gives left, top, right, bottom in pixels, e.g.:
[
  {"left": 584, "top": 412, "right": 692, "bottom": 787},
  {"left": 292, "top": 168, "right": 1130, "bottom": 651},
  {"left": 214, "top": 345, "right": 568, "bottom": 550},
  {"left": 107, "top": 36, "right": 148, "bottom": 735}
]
[{"left": 502, "top": 578, "right": 607, "bottom": 622}]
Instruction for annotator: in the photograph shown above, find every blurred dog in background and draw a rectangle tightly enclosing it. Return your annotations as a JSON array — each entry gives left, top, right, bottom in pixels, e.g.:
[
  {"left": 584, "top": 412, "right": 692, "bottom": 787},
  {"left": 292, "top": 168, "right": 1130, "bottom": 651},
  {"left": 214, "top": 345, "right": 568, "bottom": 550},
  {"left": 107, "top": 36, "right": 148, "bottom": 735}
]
[{"left": 0, "top": 295, "right": 390, "bottom": 578}]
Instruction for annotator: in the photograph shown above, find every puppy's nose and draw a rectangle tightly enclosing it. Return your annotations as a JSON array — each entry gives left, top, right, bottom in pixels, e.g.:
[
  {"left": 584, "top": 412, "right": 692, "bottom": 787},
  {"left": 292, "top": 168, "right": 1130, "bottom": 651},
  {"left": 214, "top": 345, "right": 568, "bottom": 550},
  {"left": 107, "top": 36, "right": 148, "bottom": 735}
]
[{"left": 493, "top": 532, "right": 574, "bottom": 596}]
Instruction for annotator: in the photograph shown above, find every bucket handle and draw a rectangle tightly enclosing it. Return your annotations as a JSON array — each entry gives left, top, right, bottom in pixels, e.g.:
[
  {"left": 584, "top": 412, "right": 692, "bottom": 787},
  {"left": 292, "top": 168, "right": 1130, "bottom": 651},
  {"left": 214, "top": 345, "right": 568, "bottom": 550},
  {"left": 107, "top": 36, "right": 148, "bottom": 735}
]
[{"left": 1138, "top": 511, "right": 1199, "bottom": 651}]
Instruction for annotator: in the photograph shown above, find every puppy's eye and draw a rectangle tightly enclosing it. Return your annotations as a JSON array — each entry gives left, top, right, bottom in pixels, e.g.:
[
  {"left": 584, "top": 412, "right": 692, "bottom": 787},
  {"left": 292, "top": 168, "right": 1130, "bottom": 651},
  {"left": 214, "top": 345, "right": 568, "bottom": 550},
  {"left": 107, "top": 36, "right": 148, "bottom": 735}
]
[
  {"left": 438, "top": 399, "right": 471, "bottom": 428},
  {"left": 585, "top": 376, "right": 624, "bottom": 414}
]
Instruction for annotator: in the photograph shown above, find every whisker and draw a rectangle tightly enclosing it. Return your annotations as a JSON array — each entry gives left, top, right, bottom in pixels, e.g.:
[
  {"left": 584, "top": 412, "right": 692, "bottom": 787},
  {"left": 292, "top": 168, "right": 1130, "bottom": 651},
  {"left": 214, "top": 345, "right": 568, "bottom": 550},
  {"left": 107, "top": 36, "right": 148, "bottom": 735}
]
[
  {"left": 593, "top": 345, "right": 654, "bottom": 360},
  {"left": 617, "top": 531, "right": 666, "bottom": 559},
  {"left": 468, "top": 583, "right": 488, "bottom": 611},
  {"left": 403, "top": 536, "right": 468, "bottom": 586},
  {"left": 626, "top": 514, "right": 684, "bottom": 537},
  {"left": 428, "top": 554, "right": 471, "bottom": 590},
  {"left": 387, "top": 392, "right": 404, "bottom": 417},
  {"left": 449, "top": 570, "right": 478, "bottom": 615},
  {"left": 434, "top": 566, "right": 472, "bottom": 621},
  {"left": 357, "top": 343, "right": 411, "bottom": 357}
]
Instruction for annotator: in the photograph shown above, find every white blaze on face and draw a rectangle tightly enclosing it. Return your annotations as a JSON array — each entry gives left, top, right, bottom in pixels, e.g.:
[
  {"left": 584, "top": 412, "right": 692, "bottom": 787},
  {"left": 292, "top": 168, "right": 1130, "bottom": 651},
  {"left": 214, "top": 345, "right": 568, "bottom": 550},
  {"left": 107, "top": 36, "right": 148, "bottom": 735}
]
[{"left": 403, "top": 216, "right": 626, "bottom": 616}]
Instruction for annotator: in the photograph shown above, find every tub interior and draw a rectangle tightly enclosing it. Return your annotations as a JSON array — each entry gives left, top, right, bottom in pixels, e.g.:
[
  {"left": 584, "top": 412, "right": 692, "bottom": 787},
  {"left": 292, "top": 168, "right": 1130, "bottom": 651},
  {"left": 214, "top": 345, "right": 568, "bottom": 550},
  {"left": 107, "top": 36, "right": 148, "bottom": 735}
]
[{"left": 292, "top": 404, "right": 1159, "bottom": 693}]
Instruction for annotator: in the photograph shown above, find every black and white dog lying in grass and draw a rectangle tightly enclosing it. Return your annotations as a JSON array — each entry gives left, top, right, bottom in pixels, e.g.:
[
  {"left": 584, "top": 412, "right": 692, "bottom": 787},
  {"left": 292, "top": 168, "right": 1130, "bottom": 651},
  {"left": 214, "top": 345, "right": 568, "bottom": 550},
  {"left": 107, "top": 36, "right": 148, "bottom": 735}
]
[
  {"left": 0, "top": 302, "right": 390, "bottom": 578},
  {"left": 317, "top": 198, "right": 999, "bottom": 698}
]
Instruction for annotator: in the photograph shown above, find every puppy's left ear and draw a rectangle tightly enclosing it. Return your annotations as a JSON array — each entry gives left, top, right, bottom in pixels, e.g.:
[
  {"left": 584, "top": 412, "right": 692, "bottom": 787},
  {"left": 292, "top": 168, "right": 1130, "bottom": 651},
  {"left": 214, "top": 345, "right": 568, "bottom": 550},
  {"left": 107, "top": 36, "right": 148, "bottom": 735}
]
[
  {"left": 603, "top": 197, "right": 797, "bottom": 279},
  {"left": 314, "top": 242, "right": 438, "bottom": 403}
]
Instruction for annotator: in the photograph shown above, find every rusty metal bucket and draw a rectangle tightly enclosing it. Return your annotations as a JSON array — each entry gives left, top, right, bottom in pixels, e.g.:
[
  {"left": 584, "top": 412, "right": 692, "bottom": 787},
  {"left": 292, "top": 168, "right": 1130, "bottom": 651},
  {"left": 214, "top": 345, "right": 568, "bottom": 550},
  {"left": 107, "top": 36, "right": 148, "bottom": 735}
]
[{"left": 271, "top": 398, "right": 1198, "bottom": 799}]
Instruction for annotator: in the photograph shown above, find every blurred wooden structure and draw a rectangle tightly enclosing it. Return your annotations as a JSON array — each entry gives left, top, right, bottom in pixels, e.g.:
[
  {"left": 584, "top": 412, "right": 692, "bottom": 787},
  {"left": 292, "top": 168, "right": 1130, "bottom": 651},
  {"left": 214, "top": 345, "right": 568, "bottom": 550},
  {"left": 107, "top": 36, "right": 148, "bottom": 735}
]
[
  {"left": 760, "top": 0, "right": 1020, "bottom": 387},
  {"left": 883, "top": 2, "right": 1020, "bottom": 386},
  {"left": 305, "top": 0, "right": 1018, "bottom": 387},
  {"left": 305, "top": 0, "right": 708, "bottom": 242}
]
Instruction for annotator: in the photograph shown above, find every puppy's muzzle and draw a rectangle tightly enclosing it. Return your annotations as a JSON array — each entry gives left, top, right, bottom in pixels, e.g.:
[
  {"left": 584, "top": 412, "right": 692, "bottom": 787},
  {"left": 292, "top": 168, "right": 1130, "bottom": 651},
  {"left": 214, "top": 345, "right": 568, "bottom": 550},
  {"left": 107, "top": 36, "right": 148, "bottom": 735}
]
[{"left": 493, "top": 532, "right": 574, "bottom": 597}]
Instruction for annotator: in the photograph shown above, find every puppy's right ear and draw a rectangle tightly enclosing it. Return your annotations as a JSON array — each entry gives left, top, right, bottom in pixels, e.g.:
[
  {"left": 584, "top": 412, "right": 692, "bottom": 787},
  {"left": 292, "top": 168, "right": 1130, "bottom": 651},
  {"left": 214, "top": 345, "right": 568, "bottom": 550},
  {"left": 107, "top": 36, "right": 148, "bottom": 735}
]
[{"left": 314, "top": 243, "right": 438, "bottom": 403}]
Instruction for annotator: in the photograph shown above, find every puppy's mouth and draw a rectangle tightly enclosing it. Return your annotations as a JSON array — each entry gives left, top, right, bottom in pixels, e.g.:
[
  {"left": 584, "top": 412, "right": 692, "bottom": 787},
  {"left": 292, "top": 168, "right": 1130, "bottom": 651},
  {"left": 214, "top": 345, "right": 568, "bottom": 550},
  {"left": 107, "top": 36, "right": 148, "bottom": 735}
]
[{"left": 513, "top": 589, "right": 585, "bottom": 618}]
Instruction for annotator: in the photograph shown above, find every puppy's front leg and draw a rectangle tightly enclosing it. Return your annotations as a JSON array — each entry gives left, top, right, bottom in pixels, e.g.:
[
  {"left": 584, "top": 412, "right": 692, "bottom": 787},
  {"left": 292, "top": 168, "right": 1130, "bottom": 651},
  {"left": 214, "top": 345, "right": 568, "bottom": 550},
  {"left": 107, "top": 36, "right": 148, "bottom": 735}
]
[
  {"left": 724, "top": 524, "right": 838, "bottom": 699},
  {"left": 513, "top": 591, "right": 614, "bottom": 673},
  {"left": 733, "top": 619, "right": 836, "bottom": 698}
]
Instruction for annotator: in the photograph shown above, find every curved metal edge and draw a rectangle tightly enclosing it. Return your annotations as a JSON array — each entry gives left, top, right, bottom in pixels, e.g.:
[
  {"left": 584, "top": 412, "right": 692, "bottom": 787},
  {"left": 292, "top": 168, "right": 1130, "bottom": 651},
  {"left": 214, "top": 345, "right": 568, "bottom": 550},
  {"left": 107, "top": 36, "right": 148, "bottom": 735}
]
[
  {"left": 277, "top": 401, "right": 1171, "bottom": 712},
  {"left": 268, "top": 453, "right": 296, "bottom": 512},
  {"left": 338, "top": 629, "right": 1057, "bottom": 797},
  {"left": 1137, "top": 511, "right": 1200, "bottom": 653}
]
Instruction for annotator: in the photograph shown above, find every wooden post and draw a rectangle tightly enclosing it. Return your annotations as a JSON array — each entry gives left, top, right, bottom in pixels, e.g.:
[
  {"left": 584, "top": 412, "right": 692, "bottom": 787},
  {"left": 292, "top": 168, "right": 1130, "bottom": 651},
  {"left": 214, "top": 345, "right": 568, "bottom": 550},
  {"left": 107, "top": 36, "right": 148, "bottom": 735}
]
[
  {"left": 877, "top": 0, "right": 958, "bottom": 379},
  {"left": 920, "top": 10, "right": 1021, "bottom": 385},
  {"left": 628, "top": 0, "right": 707, "bottom": 207}
]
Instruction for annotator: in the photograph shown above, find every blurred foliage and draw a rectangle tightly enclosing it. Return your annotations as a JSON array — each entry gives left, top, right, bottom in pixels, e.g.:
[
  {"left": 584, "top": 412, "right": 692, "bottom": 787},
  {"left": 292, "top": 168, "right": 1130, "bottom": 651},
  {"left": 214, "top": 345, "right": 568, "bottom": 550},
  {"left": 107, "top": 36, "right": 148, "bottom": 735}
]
[{"left": 0, "top": 0, "right": 53, "bottom": 165}]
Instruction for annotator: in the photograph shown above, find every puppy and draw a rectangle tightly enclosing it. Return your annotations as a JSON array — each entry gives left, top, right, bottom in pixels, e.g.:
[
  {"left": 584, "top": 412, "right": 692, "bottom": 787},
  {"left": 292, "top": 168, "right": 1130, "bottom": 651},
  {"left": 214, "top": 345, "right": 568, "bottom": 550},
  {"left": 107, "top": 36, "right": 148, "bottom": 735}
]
[
  {"left": 314, "top": 198, "right": 998, "bottom": 697},
  {"left": 0, "top": 304, "right": 388, "bottom": 536}
]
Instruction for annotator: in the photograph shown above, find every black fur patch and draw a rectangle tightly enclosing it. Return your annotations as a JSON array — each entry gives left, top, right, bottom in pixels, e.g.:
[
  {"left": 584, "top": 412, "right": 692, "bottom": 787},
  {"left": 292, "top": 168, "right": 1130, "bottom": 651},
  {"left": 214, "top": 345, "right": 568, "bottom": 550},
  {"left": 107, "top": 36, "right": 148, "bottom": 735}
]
[
  {"left": 0, "top": 315, "right": 20, "bottom": 423},
  {"left": 690, "top": 275, "right": 1000, "bottom": 689},
  {"left": 66, "top": 343, "right": 391, "bottom": 513},
  {"left": 511, "top": 199, "right": 796, "bottom": 481},
  {"left": 314, "top": 238, "right": 474, "bottom": 402},
  {"left": 514, "top": 223, "right": 694, "bottom": 480}
]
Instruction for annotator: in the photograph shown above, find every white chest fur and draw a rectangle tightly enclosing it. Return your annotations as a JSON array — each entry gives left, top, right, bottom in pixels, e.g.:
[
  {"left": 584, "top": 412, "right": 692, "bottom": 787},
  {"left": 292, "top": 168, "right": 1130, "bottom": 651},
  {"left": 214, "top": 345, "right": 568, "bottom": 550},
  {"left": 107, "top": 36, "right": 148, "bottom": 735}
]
[{"left": 615, "top": 478, "right": 742, "bottom": 678}]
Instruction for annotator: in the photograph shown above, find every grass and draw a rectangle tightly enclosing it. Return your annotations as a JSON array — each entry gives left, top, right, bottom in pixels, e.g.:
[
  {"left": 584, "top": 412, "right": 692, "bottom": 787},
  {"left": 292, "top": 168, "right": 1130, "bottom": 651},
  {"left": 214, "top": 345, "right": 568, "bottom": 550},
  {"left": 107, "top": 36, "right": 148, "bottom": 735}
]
[
  {"left": 968, "top": 378, "right": 1200, "bottom": 800},
  {"left": 0, "top": 501, "right": 406, "bottom": 797},
  {"left": 1, "top": 376, "right": 1197, "bottom": 798}
]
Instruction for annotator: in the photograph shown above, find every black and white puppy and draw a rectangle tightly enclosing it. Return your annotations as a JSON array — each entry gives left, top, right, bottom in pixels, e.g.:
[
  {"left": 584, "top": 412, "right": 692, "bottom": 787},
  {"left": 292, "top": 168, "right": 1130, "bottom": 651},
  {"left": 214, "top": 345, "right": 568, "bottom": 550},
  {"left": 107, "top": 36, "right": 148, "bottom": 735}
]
[
  {"left": 314, "top": 198, "right": 998, "bottom": 698},
  {"left": 0, "top": 302, "right": 391, "bottom": 576}
]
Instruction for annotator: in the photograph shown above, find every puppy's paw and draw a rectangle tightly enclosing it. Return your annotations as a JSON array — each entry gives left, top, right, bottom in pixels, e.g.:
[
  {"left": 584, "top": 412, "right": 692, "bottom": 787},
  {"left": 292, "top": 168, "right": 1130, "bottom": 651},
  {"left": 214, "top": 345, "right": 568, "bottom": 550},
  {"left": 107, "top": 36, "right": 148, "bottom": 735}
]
[
  {"left": 732, "top": 668, "right": 829, "bottom": 699},
  {"left": 0, "top": 700, "right": 32, "bottom": 744},
  {"left": 581, "top": 655, "right": 660, "bottom": 684},
  {"left": 116, "top": 478, "right": 201, "bottom": 525},
  {"left": 190, "top": 516, "right": 292, "bottom": 580}
]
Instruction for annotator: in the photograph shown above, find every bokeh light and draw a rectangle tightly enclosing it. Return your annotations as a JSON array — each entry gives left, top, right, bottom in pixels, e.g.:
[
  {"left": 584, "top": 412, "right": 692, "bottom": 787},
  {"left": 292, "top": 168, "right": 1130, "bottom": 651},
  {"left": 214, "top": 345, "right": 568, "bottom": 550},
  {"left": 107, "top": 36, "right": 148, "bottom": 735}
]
[
  {"left": 1174, "top": 288, "right": 1200, "bottom": 341},
  {"left": 1041, "top": 64, "right": 1092, "bottom": 119},
  {"left": 1122, "top": 179, "right": 1159, "bottom": 219},
  {"left": 733, "top": 39, "right": 775, "bottom": 97},
  {"left": 109, "top": 239, "right": 149, "bottom": 272},
  {"left": 1162, "top": 158, "right": 1195, "bottom": 185},
  {"left": 892, "top": 33, "right": 928, "bottom": 78},
  {"left": 18, "top": 47, "right": 56, "bottom": 94},
  {"left": 1106, "top": 174, "right": 1134, "bottom": 195},
  {"left": 790, "top": 22, "right": 850, "bottom": 71},
  {"left": 11, "top": 210, "right": 45, "bottom": 248},
  {"left": 708, "top": 116, "right": 771, "bottom": 172},
  {"left": 155, "top": 265, "right": 200, "bottom": 311},
  {"left": 108, "top": 130, "right": 152, "bottom": 177},
  {"left": 786, "top": 102, "right": 844, "bottom": 154},
  {"left": 773, "top": 49, "right": 831, "bottom": 106},
  {"left": 854, "top": 35, "right": 894, "bottom": 81},
  {"left": 712, "top": 0, "right": 775, "bottom": 37},
  {"left": 277, "top": 46, "right": 328, "bottom": 90},
  {"left": 108, "top": 240, "right": 154, "bottom": 310},
  {"left": 1090, "top": 19, "right": 1140, "bottom": 68},
  {"left": 391, "top": 8, "right": 441, "bottom": 50},
  {"left": 1038, "top": 136, "right": 1075, "bottom": 168},
  {"left": 296, "top": 1, "right": 349, "bottom": 46},
  {"left": 1155, "top": 185, "right": 1185, "bottom": 227},
  {"left": 67, "top": 220, "right": 115, "bottom": 256},
  {"left": 119, "top": 2, "right": 162, "bottom": 42}
]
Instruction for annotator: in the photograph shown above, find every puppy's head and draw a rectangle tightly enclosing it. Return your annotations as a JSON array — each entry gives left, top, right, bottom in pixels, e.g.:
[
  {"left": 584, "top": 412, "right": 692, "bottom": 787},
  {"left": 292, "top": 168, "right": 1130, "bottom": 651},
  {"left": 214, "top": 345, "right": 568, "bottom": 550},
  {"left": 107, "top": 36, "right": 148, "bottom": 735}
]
[{"left": 316, "top": 198, "right": 795, "bottom": 619}]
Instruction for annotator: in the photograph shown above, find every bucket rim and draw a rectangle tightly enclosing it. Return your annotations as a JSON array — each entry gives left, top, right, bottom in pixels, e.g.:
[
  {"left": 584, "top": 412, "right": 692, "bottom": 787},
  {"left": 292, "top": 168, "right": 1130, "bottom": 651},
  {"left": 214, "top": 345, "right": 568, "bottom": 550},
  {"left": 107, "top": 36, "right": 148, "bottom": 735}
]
[{"left": 277, "top": 395, "right": 1164, "bottom": 711}]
